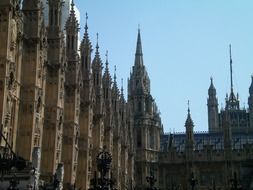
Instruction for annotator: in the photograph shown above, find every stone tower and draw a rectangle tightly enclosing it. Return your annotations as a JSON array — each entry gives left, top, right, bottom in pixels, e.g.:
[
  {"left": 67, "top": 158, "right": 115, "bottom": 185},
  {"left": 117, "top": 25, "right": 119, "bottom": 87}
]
[
  {"left": 90, "top": 35, "right": 104, "bottom": 182},
  {"left": 185, "top": 103, "right": 194, "bottom": 158},
  {"left": 112, "top": 68, "right": 121, "bottom": 188},
  {"left": 0, "top": 0, "right": 22, "bottom": 152},
  {"left": 219, "top": 45, "right": 250, "bottom": 132},
  {"left": 62, "top": 0, "right": 80, "bottom": 188},
  {"left": 103, "top": 54, "right": 113, "bottom": 154},
  {"left": 119, "top": 83, "right": 128, "bottom": 190},
  {"left": 248, "top": 76, "right": 253, "bottom": 128},
  {"left": 128, "top": 29, "right": 162, "bottom": 190},
  {"left": 225, "top": 45, "right": 240, "bottom": 111},
  {"left": 41, "top": 0, "right": 66, "bottom": 181},
  {"left": 16, "top": 0, "right": 47, "bottom": 161},
  {"left": 207, "top": 77, "right": 219, "bottom": 132},
  {"left": 76, "top": 14, "right": 94, "bottom": 189},
  {"left": 184, "top": 102, "right": 195, "bottom": 188}
]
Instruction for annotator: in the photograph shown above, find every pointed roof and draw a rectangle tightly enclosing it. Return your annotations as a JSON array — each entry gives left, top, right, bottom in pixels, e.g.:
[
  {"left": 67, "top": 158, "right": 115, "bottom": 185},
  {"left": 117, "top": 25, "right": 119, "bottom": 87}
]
[
  {"left": 228, "top": 44, "right": 237, "bottom": 103},
  {"left": 103, "top": 51, "right": 112, "bottom": 84},
  {"left": 92, "top": 33, "right": 102, "bottom": 69},
  {"left": 226, "top": 45, "right": 240, "bottom": 110},
  {"left": 81, "top": 12, "right": 92, "bottom": 49},
  {"left": 229, "top": 44, "right": 234, "bottom": 94},
  {"left": 120, "top": 78, "right": 125, "bottom": 102},
  {"left": 65, "top": 0, "right": 79, "bottom": 29},
  {"left": 185, "top": 101, "right": 194, "bottom": 127},
  {"left": 134, "top": 28, "right": 144, "bottom": 67},
  {"left": 208, "top": 77, "right": 216, "bottom": 96},
  {"left": 112, "top": 65, "right": 120, "bottom": 94},
  {"left": 129, "top": 28, "right": 151, "bottom": 96},
  {"left": 136, "top": 28, "right": 143, "bottom": 56},
  {"left": 113, "top": 65, "right": 117, "bottom": 85},
  {"left": 249, "top": 75, "right": 253, "bottom": 94},
  {"left": 70, "top": 0, "right": 75, "bottom": 15}
]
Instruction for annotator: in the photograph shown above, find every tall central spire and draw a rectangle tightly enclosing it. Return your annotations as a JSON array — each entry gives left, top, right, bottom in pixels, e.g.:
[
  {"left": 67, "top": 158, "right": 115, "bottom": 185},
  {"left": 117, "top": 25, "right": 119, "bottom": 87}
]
[
  {"left": 134, "top": 27, "right": 144, "bottom": 67},
  {"left": 136, "top": 28, "right": 143, "bottom": 56},
  {"left": 226, "top": 44, "right": 240, "bottom": 110},
  {"left": 229, "top": 44, "right": 234, "bottom": 94}
]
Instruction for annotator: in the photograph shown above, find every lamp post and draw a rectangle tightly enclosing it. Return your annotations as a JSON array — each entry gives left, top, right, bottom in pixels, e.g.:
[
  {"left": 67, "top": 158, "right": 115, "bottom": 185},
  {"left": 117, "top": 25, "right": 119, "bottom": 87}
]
[
  {"left": 146, "top": 173, "right": 157, "bottom": 190},
  {"left": 0, "top": 129, "right": 28, "bottom": 190},
  {"left": 230, "top": 172, "right": 242, "bottom": 190},
  {"left": 89, "top": 147, "right": 116, "bottom": 190},
  {"left": 0, "top": 130, "right": 27, "bottom": 175},
  {"left": 189, "top": 172, "right": 197, "bottom": 190}
]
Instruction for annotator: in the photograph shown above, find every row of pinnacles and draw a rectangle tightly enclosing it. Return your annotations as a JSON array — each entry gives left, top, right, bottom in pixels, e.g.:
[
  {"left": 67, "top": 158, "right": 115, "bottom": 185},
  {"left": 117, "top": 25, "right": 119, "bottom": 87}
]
[
  {"left": 157, "top": 46, "right": 253, "bottom": 189},
  {"left": 207, "top": 45, "right": 253, "bottom": 133},
  {"left": 4, "top": 0, "right": 253, "bottom": 189},
  {"left": 0, "top": 0, "right": 139, "bottom": 189}
]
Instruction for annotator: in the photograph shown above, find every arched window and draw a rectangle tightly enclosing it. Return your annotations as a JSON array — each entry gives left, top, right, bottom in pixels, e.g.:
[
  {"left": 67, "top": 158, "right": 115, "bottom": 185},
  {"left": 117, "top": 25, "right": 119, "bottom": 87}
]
[
  {"left": 138, "top": 101, "right": 142, "bottom": 112},
  {"left": 67, "top": 35, "right": 70, "bottom": 49},
  {"left": 50, "top": 9, "right": 53, "bottom": 26},
  {"left": 9, "top": 72, "right": 14, "bottom": 88},
  {"left": 58, "top": 116, "right": 63, "bottom": 130},
  {"left": 54, "top": 9, "right": 58, "bottom": 25},
  {"left": 137, "top": 129, "right": 141, "bottom": 147},
  {"left": 85, "top": 56, "right": 88, "bottom": 69},
  {"left": 150, "top": 129, "right": 154, "bottom": 149},
  {"left": 36, "top": 97, "right": 41, "bottom": 113},
  {"left": 71, "top": 36, "right": 74, "bottom": 49}
]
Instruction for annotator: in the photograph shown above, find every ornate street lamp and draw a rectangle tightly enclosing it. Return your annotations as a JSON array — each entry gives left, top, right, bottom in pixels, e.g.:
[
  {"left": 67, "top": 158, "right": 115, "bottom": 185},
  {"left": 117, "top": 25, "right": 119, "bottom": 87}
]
[
  {"left": 189, "top": 172, "right": 197, "bottom": 190},
  {"left": 0, "top": 129, "right": 28, "bottom": 189},
  {"left": 89, "top": 147, "right": 116, "bottom": 190},
  {"left": 230, "top": 172, "right": 242, "bottom": 190},
  {"left": 0, "top": 130, "right": 27, "bottom": 175},
  {"left": 146, "top": 173, "right": 157, "bottom": 190}
]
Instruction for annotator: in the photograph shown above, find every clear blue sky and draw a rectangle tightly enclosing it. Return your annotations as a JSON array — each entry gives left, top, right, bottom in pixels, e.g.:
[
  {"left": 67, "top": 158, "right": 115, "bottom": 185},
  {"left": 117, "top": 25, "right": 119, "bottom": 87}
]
[{"left": 75, "top": 0, "right": 253, "bottom": 132}]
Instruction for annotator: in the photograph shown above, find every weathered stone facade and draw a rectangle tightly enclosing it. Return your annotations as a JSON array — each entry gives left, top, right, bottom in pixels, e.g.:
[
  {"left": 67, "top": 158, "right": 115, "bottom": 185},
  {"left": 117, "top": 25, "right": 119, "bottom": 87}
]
[
  {"left": 0, "top": 1, "right": 134, "bottom": 189},
  {"left": 0, "top": 0, "right": 23, "bottom": 153}
]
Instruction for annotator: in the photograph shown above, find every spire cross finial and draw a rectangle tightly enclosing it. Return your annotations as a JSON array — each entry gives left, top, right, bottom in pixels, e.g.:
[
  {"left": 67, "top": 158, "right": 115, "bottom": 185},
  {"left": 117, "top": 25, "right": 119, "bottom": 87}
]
[
  {"left": 138, "top": 24, "right": 140, "bottom": 32},
  {"left": 121, "top": 78, "right": 124, "bottom": 97},
  {"left": 105, "top": 50, "right": 109, "bottom": 67},
  {"left": 85, "top": 12, "right": 88, "bottom": 31},
  {"left": 96, "top": 33, "right": 99, "bottom": 51},
  {"left": 85, "top": 12, "right": 88, "bottom": 22},
  {"left": 105, "top": 50, "right": 108, "bottom": 61},
  {"left": 229, "top": 44, "right": 234, "bottom": 93},
  {"left": 71, "top": 0, "right": 75, "bottom": 12},
  {"left": 114, "top": 65, "right": 117, "bottom": 81},
  {"left": 187, "top": 100, "right": 190, "bottom": 114}
]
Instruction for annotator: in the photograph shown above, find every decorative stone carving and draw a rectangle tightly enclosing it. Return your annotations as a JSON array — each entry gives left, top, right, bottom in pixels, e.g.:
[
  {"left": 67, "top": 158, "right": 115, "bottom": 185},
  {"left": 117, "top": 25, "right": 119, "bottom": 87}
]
[
  {"left": 30, "top": 147, "right": 41, "bottom": 190},
  {"left": 8, "top": 72, "right": 14, "bottom": 90},
  {"left": 10, "top": 18, "right": 17, "bottom": 51},
  {"left": 55, "top": 163, "right": 64, "bottom": 190},
  {"left": 36, "top": 97, "right": 41, "bottom": 113}
]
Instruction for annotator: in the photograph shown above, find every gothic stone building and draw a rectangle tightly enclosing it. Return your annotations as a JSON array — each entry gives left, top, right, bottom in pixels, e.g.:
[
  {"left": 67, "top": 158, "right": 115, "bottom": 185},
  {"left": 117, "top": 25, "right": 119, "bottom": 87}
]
[
  {"left": 0, "top": 0, "right": 253, "bottom": 190},
  {"left": 0, "top": 0, "right": 134, "bottom": 189}
]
